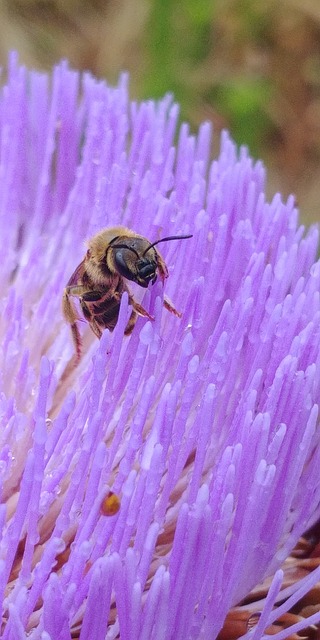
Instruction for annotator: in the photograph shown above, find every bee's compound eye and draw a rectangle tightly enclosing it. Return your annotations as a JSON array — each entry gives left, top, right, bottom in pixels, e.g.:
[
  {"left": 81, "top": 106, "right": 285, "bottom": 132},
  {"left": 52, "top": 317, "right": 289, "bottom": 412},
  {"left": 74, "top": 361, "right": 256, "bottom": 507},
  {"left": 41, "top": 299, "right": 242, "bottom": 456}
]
[{"left": 114, "top": 250, "right": 135, "bottom": 281}]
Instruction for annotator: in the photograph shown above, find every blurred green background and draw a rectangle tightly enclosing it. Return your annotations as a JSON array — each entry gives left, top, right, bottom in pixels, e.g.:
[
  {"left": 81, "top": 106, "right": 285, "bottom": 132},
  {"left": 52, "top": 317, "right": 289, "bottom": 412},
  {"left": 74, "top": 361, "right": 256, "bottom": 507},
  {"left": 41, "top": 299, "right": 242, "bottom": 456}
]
[{"left": 1, "top": 0, "right": 320, "bottom": 223}]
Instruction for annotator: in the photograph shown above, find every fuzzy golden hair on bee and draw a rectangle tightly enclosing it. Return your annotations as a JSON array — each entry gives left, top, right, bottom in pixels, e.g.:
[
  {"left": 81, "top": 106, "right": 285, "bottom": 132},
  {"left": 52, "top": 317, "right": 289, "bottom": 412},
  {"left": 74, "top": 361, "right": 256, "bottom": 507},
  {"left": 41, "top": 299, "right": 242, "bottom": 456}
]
[{"left": 62, "top": 226, "right": 192, "bottom": 362}]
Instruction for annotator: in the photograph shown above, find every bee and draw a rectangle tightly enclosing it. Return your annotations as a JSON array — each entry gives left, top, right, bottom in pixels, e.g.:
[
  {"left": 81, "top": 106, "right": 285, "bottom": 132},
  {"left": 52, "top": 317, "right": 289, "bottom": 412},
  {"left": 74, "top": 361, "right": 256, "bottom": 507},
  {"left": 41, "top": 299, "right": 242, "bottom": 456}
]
[{"left": 62, "top": 226, "right": 192, "bottom": 361}]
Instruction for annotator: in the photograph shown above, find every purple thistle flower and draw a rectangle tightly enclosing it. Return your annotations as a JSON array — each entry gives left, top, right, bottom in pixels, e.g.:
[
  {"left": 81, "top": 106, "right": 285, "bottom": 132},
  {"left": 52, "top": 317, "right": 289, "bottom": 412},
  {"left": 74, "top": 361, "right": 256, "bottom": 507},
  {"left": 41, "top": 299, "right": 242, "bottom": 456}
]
[{"left": 0, "top": 51, "right": 320, "bottom": 639}]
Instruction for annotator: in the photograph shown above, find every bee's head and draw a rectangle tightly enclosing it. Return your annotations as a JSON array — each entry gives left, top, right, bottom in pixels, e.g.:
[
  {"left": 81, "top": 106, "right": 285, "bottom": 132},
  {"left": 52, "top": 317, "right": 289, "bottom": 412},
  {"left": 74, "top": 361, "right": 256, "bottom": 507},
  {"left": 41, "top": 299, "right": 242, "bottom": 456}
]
[
  {"left": 109, "top": 232, "right": 193, "bottom": 287},
  {"left": 110, "top": 237, "right": 158, "bottom": 287}
]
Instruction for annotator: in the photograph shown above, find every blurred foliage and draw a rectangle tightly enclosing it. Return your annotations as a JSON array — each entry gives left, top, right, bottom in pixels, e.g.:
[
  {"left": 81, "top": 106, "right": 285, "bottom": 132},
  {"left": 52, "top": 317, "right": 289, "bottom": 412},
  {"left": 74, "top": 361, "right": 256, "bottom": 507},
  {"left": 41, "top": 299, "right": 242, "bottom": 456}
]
[
  {"left": 142, "top": 0, "right": 320, "bottom": 165},
  {"left": 1, "top": 0, "right": 320, "bottom": 220}
]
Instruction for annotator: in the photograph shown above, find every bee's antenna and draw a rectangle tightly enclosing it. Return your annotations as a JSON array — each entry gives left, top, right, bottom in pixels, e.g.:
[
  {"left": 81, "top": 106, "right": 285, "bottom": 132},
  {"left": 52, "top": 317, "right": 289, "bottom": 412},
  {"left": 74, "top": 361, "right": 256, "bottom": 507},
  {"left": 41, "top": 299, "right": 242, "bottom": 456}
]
[{"left": 142, "top": 234, "right": 193, "bottom": 256}]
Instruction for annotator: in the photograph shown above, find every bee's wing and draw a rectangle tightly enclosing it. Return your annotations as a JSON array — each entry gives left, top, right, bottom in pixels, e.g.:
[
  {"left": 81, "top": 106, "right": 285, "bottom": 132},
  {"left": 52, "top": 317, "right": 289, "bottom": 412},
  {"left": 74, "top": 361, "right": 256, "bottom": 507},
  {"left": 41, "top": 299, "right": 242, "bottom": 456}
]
[{"left": 66, "top": 258, "right": 86, "bottom": 287}]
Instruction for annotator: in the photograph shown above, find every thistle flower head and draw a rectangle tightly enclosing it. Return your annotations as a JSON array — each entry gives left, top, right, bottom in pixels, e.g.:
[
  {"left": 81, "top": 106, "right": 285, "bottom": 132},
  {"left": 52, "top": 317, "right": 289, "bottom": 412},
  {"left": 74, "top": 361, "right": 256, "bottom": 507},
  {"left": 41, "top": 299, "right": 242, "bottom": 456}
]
[{"left": 1, "top": 52, "right": 320, "bottom": 639}]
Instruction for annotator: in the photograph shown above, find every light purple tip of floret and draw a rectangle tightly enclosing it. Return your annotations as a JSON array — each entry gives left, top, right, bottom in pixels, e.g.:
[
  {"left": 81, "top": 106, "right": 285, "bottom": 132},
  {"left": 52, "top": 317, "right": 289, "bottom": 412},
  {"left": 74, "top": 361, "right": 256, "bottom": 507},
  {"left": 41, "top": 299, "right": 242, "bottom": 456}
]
[{"left": 0, "top": 51, "right": 320, "bottom": 638}]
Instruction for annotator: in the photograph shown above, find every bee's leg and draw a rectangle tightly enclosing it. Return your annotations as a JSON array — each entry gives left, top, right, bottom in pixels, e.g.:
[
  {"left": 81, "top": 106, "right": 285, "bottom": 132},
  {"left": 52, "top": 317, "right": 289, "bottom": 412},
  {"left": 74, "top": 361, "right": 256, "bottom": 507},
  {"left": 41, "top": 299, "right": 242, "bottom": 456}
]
[
  {"left": 111, "top": 289, "right": 155, "bottom": 322},
  {"left": 81, "top": 290, "right": 105, "bottom": 302},
  {"left": 79, "top": 299, "right": 92, "bottom": 321},
  {"left": 89, "top": 319, "right": 103, "bottom": 339},
  {"left": 163, "top": 294, "right": 182, "bottom": 318},
  {"left": 70, "top": 324, "right": 82, "bottom": 362},
  {"left": 62, "top": 289, "right": 82, "bottom": 361},
  {"left": 124, "top": 310, "right": 137, "bottom": 335},
  {"left": 63, "top": 286, "right": 109, "bottom": 360},
  {"left": 65, "top": 284, "right": 91, "bottom": 297},
  {"left": 156, "top": 254, "right": 169, "bottom": 283},
  {"left": 128, "top": 295, "right": 154, "bottom": 321},
  {"left": 79, "top": 299, "right": 103, "bottom": 340}
]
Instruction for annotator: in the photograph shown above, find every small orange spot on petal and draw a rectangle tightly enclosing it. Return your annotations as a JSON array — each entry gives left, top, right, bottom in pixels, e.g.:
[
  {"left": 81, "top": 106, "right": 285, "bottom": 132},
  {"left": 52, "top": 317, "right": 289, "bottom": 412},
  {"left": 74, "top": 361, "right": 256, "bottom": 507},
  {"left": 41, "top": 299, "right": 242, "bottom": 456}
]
[{"left": 101, "top": 491, "right": 120, "bottom": 516}]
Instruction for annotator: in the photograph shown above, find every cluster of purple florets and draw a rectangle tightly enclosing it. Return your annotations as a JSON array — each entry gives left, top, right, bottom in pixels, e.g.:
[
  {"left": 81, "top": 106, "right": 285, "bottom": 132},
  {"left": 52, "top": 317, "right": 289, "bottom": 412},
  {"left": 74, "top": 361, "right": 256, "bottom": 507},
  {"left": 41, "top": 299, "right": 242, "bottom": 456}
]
[{"left": 0, "top": 53, "right": 319, "bottom": 639}]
